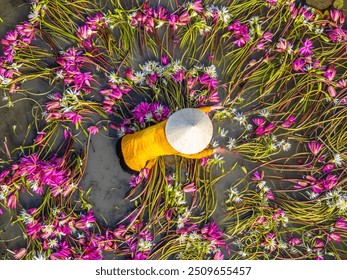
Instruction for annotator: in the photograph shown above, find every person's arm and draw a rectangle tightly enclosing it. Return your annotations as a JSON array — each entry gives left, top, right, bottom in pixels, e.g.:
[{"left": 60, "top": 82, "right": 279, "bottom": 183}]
[
  {"left": 179, "top": 148, "right": 214, "bottom": 159},
  {"left": 196, "top": 106, "right": 212, "bottom": 113}
]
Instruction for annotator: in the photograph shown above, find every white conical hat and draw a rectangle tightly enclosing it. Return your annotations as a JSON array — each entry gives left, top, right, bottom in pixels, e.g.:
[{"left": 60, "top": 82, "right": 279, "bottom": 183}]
[{"left": 165, "top": 108, "right": 213, "bottom": 154}]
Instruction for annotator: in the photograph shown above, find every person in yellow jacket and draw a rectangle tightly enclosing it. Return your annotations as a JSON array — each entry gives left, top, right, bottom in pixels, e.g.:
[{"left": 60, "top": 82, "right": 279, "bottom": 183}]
[{"left": 115, "top": 105, "right": 226, "bottom": 173}]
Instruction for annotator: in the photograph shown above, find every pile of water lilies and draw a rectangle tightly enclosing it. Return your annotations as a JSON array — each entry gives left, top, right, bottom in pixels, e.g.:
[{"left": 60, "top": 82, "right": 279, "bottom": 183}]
[{"left": 0, "top": 0, "right": 346, "bottom": 260}]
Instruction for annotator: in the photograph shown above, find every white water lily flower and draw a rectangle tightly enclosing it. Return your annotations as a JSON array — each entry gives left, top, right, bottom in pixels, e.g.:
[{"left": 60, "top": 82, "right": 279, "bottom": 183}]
[
  {"left": 259, "top": 109, "right": 270, "bottom": 118},
  {"left": 204, "top": 65, "right": 217, "bottom": 78},
  {"left": 233, "top": 196, "right": 243, "bottom": 203},
  {"left": 19, "top": 210, "right": 34, "bottom": 224},
  {"left": 33, "top": 251, "right": 47, "bottom": 260},
  {"left": 107, "top": 72, "right": 120, "bottom": 84},
  {"left": 282, "top": 142, "right": 291, "bottom": 151},
  {"left": 212, "top": 140, "right": 219, "bottom": 148},
  {"left": 0, "top": 75, "right": 12, "bottom": 85},
  {"left": 333, "top": 154, "right": 343, "bottom": 167},
  {"left": 133, "top": 72, "right": 145, "bottom": 85},
  {"left": 219, "top": 6, "right": 232, "bottom": 25},
  {"left": 48, "top": 238, "right": 58, "bottom": 248},
  {"left": 138, "top": 239, "right": 153, "bottom": 251},
  {"left": 219, "top": 128, "right": 228, "bottom": 137},
  {"left": 233, "top": 112, "right": 247, "bottom": 126},
  {"left": 226, "top": 137, "right": 236, "bottom": 150}
]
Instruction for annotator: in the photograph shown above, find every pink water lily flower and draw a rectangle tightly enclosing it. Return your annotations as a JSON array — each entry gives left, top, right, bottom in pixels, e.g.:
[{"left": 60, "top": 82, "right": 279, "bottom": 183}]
[
  {"left": 187, "top": 77, "right": 198, "bottom": 89},
  {"left": 314, "top": 239, "right": 325, "bottom": 252},
  {"left": 201, "top": 222, "right": 223, "bottom": 241},
  {"left": 266, "top": 191, "right": 274, "bottom": 200},
  {"left": 208, "top": 90, "right": 220, "bottom": 103},
  {"left": 134, "top": 252, "right": 148, "bottom": 260},
  {"left": 161, "top": 55, "right": 169, "bottom": 65},
  {"left": 322, "top": 163, "right": 334, "bottom": 173},
  {"left": 199, "top": 74, "right": 217, "bottom": 88},
  {"left": 227, "top": 21, "right": 250, "bottom": 47},
  {"left": 16, "top": 21, "right": 36, "bottom": 42},
  {"left": 213, "top": 251, "right": 224, "bottom": 260},
  {"left": 330, "top": 10, "right": 345, "bottom": 27},
  {"left": 168, "top": 14, "right": 179, "bottom": 30},
  {"left": 132, "top": 102, "right": 152, "bottom": 124},
  {"left": 138, "top": 168, "right": 149, "bottom": 180},
  {"left": 308, "top": 141, "right": 323, "bottom": 156},
  {"left": 328, "top": 232, "right": 341, "bottom": 242},
  {"left": 154, "top": 6, "right": 169, "bottom": 21},
  {"left": 6, "top": 194, "right": 17, "bottom": 209},
  {"left": 298, "top": 38, "right": 313, "bottom": 57},
  {"left": 201, "top": 157, "right": 208, "bottom": 166},
  {"left": 129, "top": 173, "right": 142, "bottom": 188},
  {"left": 292, "top": 58, "right": 305, "bottom": 72},
  {"left": 124, "top": 68, "right": 134, "bottom": 80},
  {"left": 75, "top": 210, "right": 96, "bottom": 230},
  {"left": 108, "top": 85, "right": 124, "bottom": 100},
  {"left": 323, "top": 65, "right": 336, "bottom": 81},
  {"left": 327, "top": 28, "right": 347, "bottom": 43},
  {"left": 288, "top": 237, "right": 301, "bottom": 246},
  {"left": 50, "top": 247, "right": 72, "bottom": 260},
  {"left": 165, "top": 209, "right": 172, "bottom": 221},
  {"left": 26, "top": 220, "right": 42, "bottom": 239},
  {"left": 178, "top": 11, "right": 191, "bottom": 25},
  {"left": 281, "top": 115, "right": 296, "bottom": 128},
  {"left": 323, "top": 174, "right": 338, "bottom": 191},
  {"left": 255, "top": 123, "right": 275, "bottom": 136},
  {"left": 2, "top": 29, "right": 19, "bottom": 45},
  {"left": 65, "top": 112, "right": 82, "bottom": 126},
  {"left": 64, "top": 128, "right": 72, "bottom": 140},
  {"left": 87, "top": 126, "right": 99, "bottom": 135},
  {"left": 34, "top": 131, "right": 46, "bottom": 146},
  {"left": 327, "top": 86, "right": 336, "bottom": 98},
  {"left": 311, "top": 184, "right": 324, "bottom": 194},
  {"left": 261, "top": 232, "right": 277, "bottom": 252},
  {"left": 14, "top": 248, "right": 27, "bottom": 259},
  {"left": 275, "top": 38, "right": 293, "bottom": 53},
  {"left": 252, "top": 170, "right": 264, "bottom": 182},
  {"left": 146, "top": 72, "right": 158, "bottom": 86},
  {"left": 73, "top": 72, "right": 93, "bottom": 90},
  {"left": 252, "top": 118, "right": 266, "bottom": 127},
  {"left": 190, "top": 0, "right": 204, "bottom": 13},
  {"left": 45, "top": 100, "right": 61, "bottom": 111},
  {"left": 182, "top": 182, "right": 196, "bottom": 193},
  {"left": 76, "top": 25, "right": 95, "bottom": 40},
  {"left": 272, "top": 209, "right": 285, "bottom": 220},
  {"left": 254, "top": 216, "right": 268, "bottom": 225},
  {"left": 86, "top": 13, "right": 105, "bottom": 29},
  {"left": 46, "top": 111, "right": 63, "bottom": 120},
  {"left": 113, "top": 225, "right": 127, "bottom": 238},
  {"left": 262, "top": 31, "right": 273, "bottom": 42},
  {"left": 336, "top": 79, "right": 346, "bottom": 88}
]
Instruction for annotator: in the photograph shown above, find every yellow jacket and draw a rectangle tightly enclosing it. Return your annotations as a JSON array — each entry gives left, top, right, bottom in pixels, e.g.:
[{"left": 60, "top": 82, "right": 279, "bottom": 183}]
[{"left": 121, "top": 106, "right": 214, "bottom": 171}]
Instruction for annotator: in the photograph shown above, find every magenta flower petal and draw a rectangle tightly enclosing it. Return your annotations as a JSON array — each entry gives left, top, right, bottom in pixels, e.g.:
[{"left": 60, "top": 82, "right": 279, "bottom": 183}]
[
  {"left": 308, "top": 141, "right": 323, "bottom": 156},
  {"left": 335, "top": 217, "right": 347, "bottom": 230},
  {"left": 328, "top": 232, "right": 341, "bottom": 242}
]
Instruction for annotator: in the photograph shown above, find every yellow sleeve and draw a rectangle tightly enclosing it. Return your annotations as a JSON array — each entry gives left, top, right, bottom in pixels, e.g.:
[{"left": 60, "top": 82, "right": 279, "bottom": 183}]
[
  {"left": 196, "top": 106, "right": 212, "bottom": 113},
  {"left": 145, "top": 159, "right": 156, "bottom": 170},
  {"left": 178, "top": 148, "right": 214, "bottom": 159}
]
